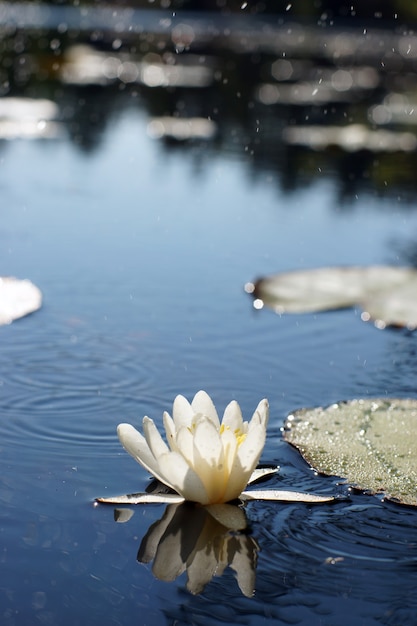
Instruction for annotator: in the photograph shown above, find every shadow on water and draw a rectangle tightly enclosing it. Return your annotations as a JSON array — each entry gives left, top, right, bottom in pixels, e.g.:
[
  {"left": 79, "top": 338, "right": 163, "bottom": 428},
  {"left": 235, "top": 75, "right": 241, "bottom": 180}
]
[{"left": 1, "top": 3, "right": 417, "bottom": 625}]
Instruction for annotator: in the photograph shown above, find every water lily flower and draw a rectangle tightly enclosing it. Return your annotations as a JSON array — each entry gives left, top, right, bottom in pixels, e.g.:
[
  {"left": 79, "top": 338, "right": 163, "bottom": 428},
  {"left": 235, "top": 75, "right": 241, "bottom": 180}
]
[
  {"left": 97, "top": 391, "right": 336, "bottom": 507},
  {"left": 117, "top": 391, "right": 269, "bottom": 505}
]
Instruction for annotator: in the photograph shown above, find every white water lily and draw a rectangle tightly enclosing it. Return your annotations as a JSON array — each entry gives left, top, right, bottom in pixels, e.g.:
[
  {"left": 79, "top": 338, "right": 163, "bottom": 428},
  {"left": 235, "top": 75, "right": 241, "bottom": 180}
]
[
  {"left": 116, "top": 391, "right": 269, "bottom": 505},
  {"left": 97, "top": 391, "right": 336, "bottom": 506}
]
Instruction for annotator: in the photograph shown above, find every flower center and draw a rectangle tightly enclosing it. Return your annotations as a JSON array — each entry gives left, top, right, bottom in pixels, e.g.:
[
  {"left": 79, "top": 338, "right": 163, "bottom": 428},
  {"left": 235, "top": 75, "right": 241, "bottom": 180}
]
[{"left": 220, "top": 424, "right": 247, "bottom": 447}]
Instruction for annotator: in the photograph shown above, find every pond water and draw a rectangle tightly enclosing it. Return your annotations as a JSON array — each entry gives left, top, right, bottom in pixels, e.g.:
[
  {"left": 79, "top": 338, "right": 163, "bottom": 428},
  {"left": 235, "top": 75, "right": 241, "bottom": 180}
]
[{"left": 1, "top": 5, "right": 417, "bottom": 625}]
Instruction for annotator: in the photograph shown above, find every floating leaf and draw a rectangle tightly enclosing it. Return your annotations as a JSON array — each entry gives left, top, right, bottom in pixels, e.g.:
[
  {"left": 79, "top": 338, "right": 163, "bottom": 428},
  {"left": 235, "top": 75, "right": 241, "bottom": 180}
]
[
  {"left": 245, "top": 266, "right": 417, "bottom": 329},
  {"left": 361, "top": 280, "right": 417, "bottom": 329},
  {"left": 240, "top": 490, "right": 335, "bottom": 503},
  {"left": 96, "top": 486, "right": 334, "bottom": 506},
  {"left": 96, "top": 492, "right": 185, "bottom": 505},
  {"left": 283, "top": 398, "right": 417, "bottom": 506},
  {"left": 0, "top": 277, "right": 42, "bottom": 325},
  {"left": 246, "top": 466, "right": 279, "bottom": 484},
  {"left": 96, "top": 465, "right": 333, "bottom": 506}
]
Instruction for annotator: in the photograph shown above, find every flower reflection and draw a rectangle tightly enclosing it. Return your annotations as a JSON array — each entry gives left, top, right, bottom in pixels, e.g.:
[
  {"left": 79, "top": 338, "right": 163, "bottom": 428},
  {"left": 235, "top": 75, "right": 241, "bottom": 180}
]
[{"left": 118, "top": 502, "right": 259, "bottom": 597}]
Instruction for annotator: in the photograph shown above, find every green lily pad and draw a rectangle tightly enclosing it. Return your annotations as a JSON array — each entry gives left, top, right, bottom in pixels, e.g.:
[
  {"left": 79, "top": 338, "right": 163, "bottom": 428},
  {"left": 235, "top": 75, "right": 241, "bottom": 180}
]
[
  {"left": 245, "top": 266, "right": 417, "bottom": 329},
  {"left": 283, "top": 398, "right": 417, "bottom": 506}
]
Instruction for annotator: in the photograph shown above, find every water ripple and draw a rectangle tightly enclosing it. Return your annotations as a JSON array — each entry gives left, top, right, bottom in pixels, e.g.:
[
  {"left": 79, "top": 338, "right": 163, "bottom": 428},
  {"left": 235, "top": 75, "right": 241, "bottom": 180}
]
[
  {"left": 250, "top": 496, "right": 417, "bottom": 623},
  {"left": 0, "top": 329, "right": 158, "bottom": 392}
]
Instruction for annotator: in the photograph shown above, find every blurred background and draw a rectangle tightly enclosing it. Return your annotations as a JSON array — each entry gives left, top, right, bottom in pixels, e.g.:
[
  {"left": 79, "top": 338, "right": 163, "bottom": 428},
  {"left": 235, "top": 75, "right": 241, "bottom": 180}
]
[{"left": 2, "top": 0, "right": 417, "bottom": 198}]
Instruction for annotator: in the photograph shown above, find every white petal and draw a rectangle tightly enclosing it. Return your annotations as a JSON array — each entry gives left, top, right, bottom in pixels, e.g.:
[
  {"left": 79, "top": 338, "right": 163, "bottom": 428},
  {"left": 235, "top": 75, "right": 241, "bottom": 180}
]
[
  {"left": 175, "top": 425, "right": 195, "bottom": 466},
  {"left": 220, "top": 469, "right": 250, "bottom": 503},
  {"left": 193, "top": 417, "right": 223, "bottom": 466},
  {"left": 143, "top": 417, "right": 170, "bottom": 459},
  {"left": 192, "top": 418, "right": 226, "bottom": 503},
  {"left": 172, "top": 394, "right": 194, "bottom": 429},
  {"left": 221, "top": 424, "right": 266, "bottom": 502},
  {"left": 157, "top": 451, "right": 209, "bottom": 504},
  {"left": 117, "top": 423, "right": 173, "bottom": 487},
  {"left": 250, "top": 399, "right": 269, "bottom": 429},
  {"left": 235, "top": 422, "right": 266, "bottom": 473},
  {"left": 191, "top": 390, "right": 220, "bottom": 427},
  {"left": 163, "top": 411, "right": 178, "bottom": 451},
  {"left": 221, "top": 400, "right": 243, "bottom": 431},
  {"left": 219, "top": 425, "right": 238, "bottom": 474},
  {"left": 117, "top": 423, "right": 179, "bottom": 493},
  {"left": 240, "top": 490, "right": 335, "bottom": 502}
]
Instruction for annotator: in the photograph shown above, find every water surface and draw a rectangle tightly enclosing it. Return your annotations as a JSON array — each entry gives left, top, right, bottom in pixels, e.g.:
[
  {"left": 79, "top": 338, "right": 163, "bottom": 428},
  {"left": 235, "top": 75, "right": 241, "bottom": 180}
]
[{"left": 1, "top": 8, "right": 417, "bottom": 625}]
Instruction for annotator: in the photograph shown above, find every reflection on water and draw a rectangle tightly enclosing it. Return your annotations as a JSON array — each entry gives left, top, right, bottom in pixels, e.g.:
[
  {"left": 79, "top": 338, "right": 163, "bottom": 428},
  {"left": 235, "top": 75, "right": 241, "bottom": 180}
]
[
  {"left": 2, "top": 5, "right": 417, "bottom": 196},
  {"left": 120, "top": 502, "right": 259, "bottom": 597}
]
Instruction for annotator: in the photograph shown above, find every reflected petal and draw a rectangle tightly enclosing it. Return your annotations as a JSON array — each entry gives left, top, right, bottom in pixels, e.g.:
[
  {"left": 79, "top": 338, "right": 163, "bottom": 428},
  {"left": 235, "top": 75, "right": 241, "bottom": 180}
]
[
  {"left": 114, "top": 508, "right": 135, "bottom": 523},
  {"left": 132, "top": 502, "right": 258, "bottom": 596},
  {"left": 205, "top": 503, "right": 247, "bottom": 531},
  {"left": 228, "top": 535, "right": 259, "bottom": 598},
  {"left": 138, "top": 503, "right": 180, "bottom": 563},
  {"left": 152, "top": 504, "right": 207, "bottom": 581},
  {"left": 185, "top": 538, "right": 221, "bottom": 594}
]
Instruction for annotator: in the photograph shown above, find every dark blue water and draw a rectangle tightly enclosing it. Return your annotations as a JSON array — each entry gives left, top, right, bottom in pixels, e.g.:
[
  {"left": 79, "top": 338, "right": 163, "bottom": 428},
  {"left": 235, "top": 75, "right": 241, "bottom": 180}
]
[{"left": 1, "top": 8, "right": 417, "bottom": 625}]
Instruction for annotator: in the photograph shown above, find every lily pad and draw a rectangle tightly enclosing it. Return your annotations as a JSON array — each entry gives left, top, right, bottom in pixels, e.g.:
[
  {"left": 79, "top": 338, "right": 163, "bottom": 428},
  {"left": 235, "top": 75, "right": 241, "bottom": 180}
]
[
  {"left": 0, "top": 277, "right": 42, "bottom": 325},
  {"left": 245, "top": 266, "right": 417, "bottom": 329},
  {"left": 283, "top": 398, "right": 417, "bottom": 506}
]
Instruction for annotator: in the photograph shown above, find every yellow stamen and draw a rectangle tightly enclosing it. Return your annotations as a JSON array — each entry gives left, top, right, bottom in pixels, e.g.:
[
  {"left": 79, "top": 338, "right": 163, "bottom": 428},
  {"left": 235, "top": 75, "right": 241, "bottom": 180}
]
[{"left": 220, "top": 424, "right": 247, "bottom": 447}]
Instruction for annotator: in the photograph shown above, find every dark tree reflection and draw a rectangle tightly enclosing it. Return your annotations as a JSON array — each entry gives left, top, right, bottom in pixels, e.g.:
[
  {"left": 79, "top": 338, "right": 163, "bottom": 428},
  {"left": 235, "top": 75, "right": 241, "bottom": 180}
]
[{"left": 1, "top": 5, "right": 417, "bottom": 201}]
